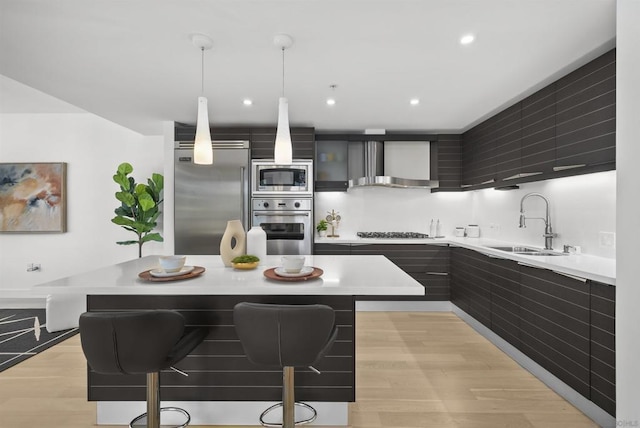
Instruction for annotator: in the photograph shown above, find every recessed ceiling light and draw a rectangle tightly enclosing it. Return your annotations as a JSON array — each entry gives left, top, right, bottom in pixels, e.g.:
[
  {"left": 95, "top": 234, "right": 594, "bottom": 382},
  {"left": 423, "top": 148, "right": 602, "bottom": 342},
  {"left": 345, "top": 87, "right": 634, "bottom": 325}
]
[
  {"left": 460, "top": 34, "right": 475, "bottom": 45},
  {"left": 243, "top": 99, "right": 253, "bottom": 106},
  {"left": 326, "top": 98, "right": 336, "bottom": 106},
  {"left": 410, "top": 98, "right": 420, "bottom": 106}
]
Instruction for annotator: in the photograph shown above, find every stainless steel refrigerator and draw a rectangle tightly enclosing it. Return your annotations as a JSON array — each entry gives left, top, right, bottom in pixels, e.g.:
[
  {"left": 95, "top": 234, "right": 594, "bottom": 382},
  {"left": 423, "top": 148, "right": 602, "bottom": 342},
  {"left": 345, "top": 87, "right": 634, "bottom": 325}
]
[{"left": 174, "top": 141, "right": 250, "bottom": 255}]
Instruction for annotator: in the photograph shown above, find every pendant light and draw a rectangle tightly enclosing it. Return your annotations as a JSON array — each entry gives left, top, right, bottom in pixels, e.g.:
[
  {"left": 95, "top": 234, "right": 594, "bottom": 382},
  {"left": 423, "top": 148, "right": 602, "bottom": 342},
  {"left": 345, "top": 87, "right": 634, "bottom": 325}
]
[
  {"left": 273, "top": 34, "right": 294, "bottom": 165},
  {"left": 191, "top": 33, "right": 214, "bottom": 165}
]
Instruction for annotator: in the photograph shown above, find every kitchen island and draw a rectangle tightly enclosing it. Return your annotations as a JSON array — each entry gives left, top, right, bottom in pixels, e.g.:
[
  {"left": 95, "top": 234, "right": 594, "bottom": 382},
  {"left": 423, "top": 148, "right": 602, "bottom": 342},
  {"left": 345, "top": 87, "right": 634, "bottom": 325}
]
[{"left": 35, "top": 254, "right": 423, "bottom": 426}]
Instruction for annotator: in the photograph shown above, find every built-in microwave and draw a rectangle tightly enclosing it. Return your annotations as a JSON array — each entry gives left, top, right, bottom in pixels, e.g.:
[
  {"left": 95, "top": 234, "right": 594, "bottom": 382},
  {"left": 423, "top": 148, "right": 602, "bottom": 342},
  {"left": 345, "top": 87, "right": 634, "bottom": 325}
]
[{"left": 251, "top": 160, "right": 313, "bottom": 196}]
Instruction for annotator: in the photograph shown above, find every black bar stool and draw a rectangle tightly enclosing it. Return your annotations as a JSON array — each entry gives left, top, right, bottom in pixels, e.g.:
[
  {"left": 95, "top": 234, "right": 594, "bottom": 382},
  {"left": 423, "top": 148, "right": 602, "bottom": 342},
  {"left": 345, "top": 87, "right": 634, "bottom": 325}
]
[
  {"left": 79, "top": 310, "right": 208, "bottom": 428},
  {"left": 233, "top": 302, "right": 338, "bottom": 428}
]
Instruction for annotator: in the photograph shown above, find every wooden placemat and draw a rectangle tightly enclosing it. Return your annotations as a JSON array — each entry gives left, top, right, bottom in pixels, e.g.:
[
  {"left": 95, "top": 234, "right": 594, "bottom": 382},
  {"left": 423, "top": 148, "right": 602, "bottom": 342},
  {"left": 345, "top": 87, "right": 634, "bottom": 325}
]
[
  {"left": 138, "top": 266, "right": 205, "bottom": 282},
  {"left": 263, "top": 267, "right": 323, "bottom": 282}
]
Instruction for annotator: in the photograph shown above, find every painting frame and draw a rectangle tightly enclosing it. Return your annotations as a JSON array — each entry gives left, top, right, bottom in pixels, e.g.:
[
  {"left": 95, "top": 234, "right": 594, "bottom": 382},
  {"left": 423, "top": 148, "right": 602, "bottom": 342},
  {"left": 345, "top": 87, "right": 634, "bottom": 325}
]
[{"left": 0, "top": 162, "right": 67, "bottom": 233}]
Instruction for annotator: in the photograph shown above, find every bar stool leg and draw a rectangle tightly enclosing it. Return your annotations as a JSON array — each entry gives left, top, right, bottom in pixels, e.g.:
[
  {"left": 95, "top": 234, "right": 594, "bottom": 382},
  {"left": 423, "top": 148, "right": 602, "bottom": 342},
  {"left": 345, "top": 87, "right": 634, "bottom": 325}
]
[
  {"left": 147, "top": 372, "right": 160, "bottom": 428},
  {"left": 283, "top": 367, "right": 295, "bottom": 428}
]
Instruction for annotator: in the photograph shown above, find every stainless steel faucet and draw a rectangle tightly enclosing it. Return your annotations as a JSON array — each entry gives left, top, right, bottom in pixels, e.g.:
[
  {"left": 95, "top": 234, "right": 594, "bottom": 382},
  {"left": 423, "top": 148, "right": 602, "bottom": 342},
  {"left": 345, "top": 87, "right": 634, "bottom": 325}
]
[{"left": 519, "top": 192, "right": 557, "bottom": 250}]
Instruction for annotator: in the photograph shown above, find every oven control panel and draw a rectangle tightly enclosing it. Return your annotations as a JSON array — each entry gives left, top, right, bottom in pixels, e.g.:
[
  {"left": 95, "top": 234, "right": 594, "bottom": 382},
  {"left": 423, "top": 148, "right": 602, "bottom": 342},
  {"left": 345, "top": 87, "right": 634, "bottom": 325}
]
[{"left": 252, "top": 198, "right": 312, "bottom": 211}]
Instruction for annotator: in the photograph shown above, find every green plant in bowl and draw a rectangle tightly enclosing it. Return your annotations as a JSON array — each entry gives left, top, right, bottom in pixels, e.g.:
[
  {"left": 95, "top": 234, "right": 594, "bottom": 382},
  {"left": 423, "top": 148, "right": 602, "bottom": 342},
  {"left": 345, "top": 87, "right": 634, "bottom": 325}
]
[
  {"left": 231, "top": 255, "right": 260, "bottom": 270},
  {"left": 316, "top": 219, "right": 328, "bottom": 232}
]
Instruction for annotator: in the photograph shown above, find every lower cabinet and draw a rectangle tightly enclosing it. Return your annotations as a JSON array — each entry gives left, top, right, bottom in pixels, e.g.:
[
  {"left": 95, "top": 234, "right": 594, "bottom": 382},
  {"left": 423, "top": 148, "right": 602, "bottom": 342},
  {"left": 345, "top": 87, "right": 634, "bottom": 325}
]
[
  {"left": 450, "top": 247, "right": 491, "bottom": 327},
  {"left": 520, "top": 265, "right": 591, "bottom": 398},
  {"left": 314, "top": 243, "right": 450, "bottom": 301},
  {"left": 450, "top": 247, "right": 616, "bottom": 417},
  {"left": 590, "top": 281, "right": 616, "bottom": 416}
]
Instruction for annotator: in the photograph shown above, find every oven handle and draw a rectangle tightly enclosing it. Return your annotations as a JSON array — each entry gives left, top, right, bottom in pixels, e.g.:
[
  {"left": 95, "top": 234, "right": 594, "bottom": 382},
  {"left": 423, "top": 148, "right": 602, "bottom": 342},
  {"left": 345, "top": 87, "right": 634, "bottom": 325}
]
[{"left": 254, "top": 212, "right": 310, "bottom": 217}]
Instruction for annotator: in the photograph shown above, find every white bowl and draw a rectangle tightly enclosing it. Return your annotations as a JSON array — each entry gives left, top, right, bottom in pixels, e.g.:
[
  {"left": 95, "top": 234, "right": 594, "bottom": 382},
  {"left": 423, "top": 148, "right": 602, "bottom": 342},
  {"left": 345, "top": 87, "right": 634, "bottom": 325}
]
[
  {"left": 281, "top": 255, "right": 305, "bottom": 273},
  {"left": 159, "top": 255, "right": 186, "bottom": 273}
]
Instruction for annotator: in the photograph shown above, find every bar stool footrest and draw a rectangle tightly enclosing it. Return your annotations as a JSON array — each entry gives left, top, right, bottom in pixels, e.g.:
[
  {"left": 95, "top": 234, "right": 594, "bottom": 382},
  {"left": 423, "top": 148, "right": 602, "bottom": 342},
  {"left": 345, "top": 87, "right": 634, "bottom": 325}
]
[
  {"left": 259, "top": 401, "right": 317, "bottom": 427},
  {"left": 130, "top": 406, "right": 191, "bottom": 428}
]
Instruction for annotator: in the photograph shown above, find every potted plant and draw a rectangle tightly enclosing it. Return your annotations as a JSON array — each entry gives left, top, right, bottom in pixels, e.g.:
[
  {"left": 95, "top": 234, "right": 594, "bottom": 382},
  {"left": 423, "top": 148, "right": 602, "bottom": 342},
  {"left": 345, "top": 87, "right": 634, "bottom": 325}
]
[
  {"left": 111, "top": 162, "right": 164, "bottom": 258},
  {"left": 316, "top": 219, "right": 328, "bottom": 237}
]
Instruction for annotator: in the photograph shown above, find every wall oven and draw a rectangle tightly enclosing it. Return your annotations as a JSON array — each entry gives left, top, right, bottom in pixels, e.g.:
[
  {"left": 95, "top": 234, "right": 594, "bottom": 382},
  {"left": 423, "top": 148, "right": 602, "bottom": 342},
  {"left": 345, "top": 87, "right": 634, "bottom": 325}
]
[
  {"left": 252, "top": 198, "right": 312, "bottom": 255},
  {"left": 251, "top": 160, "right": 313, "bottom": 196}
]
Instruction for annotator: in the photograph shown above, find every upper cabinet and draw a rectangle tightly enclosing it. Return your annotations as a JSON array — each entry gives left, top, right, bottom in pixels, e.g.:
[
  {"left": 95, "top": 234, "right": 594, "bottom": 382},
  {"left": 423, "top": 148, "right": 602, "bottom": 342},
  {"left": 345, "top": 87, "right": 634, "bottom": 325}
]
[
  {"left": 315, "top": 139, "right": 350, "bottom": 191},
  {"left": 314, "top": 133, "right": 438, "bottom": 192},
  {"left": 554, "top": 50, "right": 616, "bottom": 171},
  {"left": 173, "top": 124, "right": 314, "bottom": 160},
  {"left": 250, "top": 127, "right": 315, "bottom": 159},
  {"left": 459, "top": 48, "right": 616, "bottom": 190}
]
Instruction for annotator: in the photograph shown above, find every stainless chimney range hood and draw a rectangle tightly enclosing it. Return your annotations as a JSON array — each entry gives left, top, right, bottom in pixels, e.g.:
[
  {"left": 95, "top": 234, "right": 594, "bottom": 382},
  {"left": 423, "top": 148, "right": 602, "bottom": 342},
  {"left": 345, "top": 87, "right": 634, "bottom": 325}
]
[{"left": 349, "top": 140, "right": 439, "bottom": 189}]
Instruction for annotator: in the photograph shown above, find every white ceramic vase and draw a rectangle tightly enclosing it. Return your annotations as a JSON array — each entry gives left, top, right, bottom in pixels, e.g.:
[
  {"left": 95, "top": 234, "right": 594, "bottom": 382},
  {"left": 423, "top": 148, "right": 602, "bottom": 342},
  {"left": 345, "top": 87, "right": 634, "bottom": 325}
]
[
  {"left": 246, "top": 226, "right": 267, "bottom": 265},
  {"left": 220, "top": 219, "right": 246, "bottom": 267}
]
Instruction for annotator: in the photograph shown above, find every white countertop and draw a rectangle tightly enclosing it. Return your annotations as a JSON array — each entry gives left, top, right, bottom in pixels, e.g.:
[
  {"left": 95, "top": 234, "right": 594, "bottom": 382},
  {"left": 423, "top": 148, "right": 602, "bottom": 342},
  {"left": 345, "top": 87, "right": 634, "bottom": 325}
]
[
  {"left": 34, "top": 255, "right": 425, "bottom": 296},
  {"left": 315, "top": 235, "right": 616, "bottom": 285}
]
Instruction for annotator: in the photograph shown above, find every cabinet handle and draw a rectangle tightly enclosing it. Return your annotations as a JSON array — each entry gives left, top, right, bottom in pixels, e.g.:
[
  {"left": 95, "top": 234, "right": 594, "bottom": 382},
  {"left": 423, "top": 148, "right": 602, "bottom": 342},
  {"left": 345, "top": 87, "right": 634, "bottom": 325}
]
[
  {"left": 480, "top": 252, "right": 506, "bottom": 260},
  {"left": 517, "top": 261, "right": 542, "bottom": 269},
  {"left": 552, "top": 270, "right": 587, "bottom": 283},
  {"left": 517, "top": 263, "right": 588, "bottom": 283},
  {"left": 425, "top": 272, "right": 449, "bottom": 276}
]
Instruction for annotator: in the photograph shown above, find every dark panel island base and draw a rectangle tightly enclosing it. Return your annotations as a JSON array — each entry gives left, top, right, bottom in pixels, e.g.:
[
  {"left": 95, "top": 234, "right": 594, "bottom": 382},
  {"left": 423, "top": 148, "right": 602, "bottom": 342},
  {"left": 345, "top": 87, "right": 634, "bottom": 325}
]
[{"left": 87, "top": 294, "right": 355, "bottom": 403}]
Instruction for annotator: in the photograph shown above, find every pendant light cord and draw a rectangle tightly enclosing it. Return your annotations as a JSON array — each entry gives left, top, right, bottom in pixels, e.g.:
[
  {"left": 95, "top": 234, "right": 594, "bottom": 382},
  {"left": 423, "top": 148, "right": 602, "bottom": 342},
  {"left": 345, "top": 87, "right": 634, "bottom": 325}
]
[
  {"left": 281, "top": 47, "right": 285, "bottom": 97},
  {"left": 201, "top": 47, "right": 205, "bottom": 95}
]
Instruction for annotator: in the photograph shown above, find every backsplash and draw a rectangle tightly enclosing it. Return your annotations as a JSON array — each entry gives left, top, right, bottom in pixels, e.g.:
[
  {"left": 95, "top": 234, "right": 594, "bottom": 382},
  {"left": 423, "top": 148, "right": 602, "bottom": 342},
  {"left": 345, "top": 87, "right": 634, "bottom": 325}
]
[{"left": 314, "top": 170, "right": 616, "bottom": 259}]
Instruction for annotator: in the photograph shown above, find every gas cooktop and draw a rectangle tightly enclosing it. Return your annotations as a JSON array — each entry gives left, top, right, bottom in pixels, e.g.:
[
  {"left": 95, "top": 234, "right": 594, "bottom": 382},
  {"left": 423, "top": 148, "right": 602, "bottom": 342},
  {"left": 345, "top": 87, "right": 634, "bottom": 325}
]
[{"left": 357, "top": 231, "right": 430, "bottom": 239}]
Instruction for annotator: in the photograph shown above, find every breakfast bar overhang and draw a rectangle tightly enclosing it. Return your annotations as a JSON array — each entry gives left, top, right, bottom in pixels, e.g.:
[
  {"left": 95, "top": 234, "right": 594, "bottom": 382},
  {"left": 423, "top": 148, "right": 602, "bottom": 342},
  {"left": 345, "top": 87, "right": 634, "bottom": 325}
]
[{"left": 36, "top": 254, "right": 423, "bottom": 426}]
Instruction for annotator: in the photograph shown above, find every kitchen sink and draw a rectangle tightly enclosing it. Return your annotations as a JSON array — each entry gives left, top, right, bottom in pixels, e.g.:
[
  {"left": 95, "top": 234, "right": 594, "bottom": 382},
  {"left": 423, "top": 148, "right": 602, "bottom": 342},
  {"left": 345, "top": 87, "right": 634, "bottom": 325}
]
[{"left": 487, "top": 246, "right": 568, "bottom": 256}]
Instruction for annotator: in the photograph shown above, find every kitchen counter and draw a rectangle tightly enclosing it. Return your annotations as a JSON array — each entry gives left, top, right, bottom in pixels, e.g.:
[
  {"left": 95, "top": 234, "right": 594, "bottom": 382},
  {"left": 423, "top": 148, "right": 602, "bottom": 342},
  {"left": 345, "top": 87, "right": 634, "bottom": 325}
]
[
  {"left": 34, "top": 254, "right": 424, "bottom": 296},
  {"left": 315, "top": 235, "right": 616, "bottom": 285}
]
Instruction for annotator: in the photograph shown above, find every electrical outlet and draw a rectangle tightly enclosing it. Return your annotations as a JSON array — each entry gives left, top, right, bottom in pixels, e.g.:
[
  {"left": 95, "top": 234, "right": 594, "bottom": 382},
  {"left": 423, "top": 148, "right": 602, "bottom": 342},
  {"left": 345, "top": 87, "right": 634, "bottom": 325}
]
[{"left": 599, "top": 232, "right": 616, "bottom": 248}]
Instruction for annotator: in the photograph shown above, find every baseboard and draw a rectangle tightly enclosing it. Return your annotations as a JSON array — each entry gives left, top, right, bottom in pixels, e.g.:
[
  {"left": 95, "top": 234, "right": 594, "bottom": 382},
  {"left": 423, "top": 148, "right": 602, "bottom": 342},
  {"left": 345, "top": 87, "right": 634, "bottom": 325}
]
[
  {"left": 451, "top": 304, "right": 616, "bottom": 428},
  {"left": 356, "top": 300, "right": 452, "bottom": 312},
  {"left": 0, "top": 295, "right": 46, "bottom": 309}
]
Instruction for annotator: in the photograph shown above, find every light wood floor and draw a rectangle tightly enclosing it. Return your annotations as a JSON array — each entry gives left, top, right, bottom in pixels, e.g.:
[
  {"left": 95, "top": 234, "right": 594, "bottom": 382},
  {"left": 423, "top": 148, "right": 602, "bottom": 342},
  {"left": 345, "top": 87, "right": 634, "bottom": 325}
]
[{"left": 0, "top": 312, "right": 598, "bottom": 427}]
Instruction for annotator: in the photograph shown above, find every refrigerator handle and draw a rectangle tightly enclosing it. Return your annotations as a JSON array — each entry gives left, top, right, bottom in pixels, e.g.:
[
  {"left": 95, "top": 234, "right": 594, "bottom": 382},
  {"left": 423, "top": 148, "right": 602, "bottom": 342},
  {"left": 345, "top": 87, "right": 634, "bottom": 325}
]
[{"left": 241, "top": 166, "right": 248, "bottom": 230}]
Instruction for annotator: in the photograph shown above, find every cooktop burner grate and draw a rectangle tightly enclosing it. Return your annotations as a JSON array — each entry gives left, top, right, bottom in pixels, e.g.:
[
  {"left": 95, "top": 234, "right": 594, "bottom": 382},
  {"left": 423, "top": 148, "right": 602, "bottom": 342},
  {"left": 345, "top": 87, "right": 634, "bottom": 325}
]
[{"left": 357, "top": 231, "right": 430, "bottom": 239}]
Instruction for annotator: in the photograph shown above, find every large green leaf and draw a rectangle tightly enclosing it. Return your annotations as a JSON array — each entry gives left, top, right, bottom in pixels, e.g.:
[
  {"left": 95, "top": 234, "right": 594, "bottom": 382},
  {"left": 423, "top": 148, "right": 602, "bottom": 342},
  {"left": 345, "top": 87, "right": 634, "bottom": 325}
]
[
  {"left": 150, "top": 173, "right": 164, "bottom": 193},
  {"left": 115, "top": 191, "right": 135, "bottom": 207},
  {"left": 112, "top": 216, "right": 136, "bottom": 227},
  {"left": 141, "top": 233, "right": 164, "bottom": 243},
  {"left": 113, "top": 173, "right": 129, "bottom": 190},
  {"left": 138, "top": 193, "right": 155, "bottom": 211},
  {"left": 117, "top": 163, "right": 133, "bottom": 175}
]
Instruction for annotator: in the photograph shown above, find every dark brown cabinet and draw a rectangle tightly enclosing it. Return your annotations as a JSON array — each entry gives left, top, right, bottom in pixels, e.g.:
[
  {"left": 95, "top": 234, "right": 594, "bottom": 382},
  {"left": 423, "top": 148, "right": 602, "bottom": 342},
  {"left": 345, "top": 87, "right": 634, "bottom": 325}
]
[
  {"left": 490, "top": 257, "right": 521, "bottom": 349},
  {"left": 520, "top": 85, "right": 556, "bottom": 176},
  {"left": 173, "top": 124, "right": 314, "bottom": 160},
  {"left": 251, "top": 127, "right": 315, "bottom": 159},
  {"left": 313, "top": 243, "right": 351, "bottom": 255},
  {"left": 519, "top": 265, "right": 591, "bottom": 398},
  {"left": 314, "top": 243, "right": 450, "bottom": 301},
  {"left": 457, "top": 48, "right": 615, "bottom": 190},
  {"left": 555, "top": 49, "right": 616, "bottom": 170},
  {"left": 589, "top": 280, "right": 616, "bottom": 416},
  {"left": 433, "top": 135, "right": 462, "bottom": 191},
  {"left": 450, "top": 248, "right": 615, "bottom": 417},
  {"left": 449, "top": 248, "right": 492, "bottom": 328},
  {"left": 174, "top": 124, "right": 251, "bottom": 142}
]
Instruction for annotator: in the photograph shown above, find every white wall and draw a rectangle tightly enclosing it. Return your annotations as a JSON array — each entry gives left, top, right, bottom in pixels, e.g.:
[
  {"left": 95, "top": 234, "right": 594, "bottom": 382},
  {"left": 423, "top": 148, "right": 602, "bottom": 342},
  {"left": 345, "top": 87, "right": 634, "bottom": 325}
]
[
  {"left": 315, "top": 170, "right": 615, "bottom": 258},
  {"left": 471, "top": 171, "right": 616, "bottom": 258},
  {"left": 616, "top": 0, "right": 640, "bottom": 423},
  {"left": 0, "top": 99, "right": 164, "bottom": 295}
]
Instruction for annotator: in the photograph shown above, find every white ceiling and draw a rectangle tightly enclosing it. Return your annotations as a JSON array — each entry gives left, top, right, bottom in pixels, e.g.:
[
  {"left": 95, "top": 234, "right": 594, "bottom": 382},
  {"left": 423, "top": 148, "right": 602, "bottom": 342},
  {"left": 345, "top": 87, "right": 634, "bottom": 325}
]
[{"left": 0, "top": 0, "right": 616, "bottom": 136}]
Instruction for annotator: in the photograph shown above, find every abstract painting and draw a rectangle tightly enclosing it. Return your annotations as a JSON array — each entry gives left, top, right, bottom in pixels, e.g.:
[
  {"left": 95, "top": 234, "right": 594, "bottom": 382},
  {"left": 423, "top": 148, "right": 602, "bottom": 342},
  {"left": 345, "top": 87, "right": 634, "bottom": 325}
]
[{"left": 0, "top": 163, "right": 67, "bottom": 232}]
